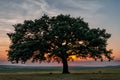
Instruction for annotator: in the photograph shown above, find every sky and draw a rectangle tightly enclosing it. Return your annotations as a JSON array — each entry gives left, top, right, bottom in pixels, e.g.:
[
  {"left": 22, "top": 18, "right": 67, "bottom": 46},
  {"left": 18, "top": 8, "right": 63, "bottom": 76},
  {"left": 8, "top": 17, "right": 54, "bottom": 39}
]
[{"left": 0, "top": 0, "right": 120, "bottom": 66}]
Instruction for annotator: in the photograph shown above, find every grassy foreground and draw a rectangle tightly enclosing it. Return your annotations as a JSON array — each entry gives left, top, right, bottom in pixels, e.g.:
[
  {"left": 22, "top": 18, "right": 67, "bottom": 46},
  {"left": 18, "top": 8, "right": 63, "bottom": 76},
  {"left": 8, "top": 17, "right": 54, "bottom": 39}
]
[{"left": 0, "top": 67, "right": 120, "bottom": 80}]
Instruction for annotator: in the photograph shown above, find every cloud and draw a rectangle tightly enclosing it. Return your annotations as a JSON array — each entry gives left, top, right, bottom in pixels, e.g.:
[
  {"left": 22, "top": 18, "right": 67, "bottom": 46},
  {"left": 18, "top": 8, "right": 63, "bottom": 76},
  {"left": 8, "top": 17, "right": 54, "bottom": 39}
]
[
  {"left": 0, "top": 0, "right": 120, "bottom": 63},
  {"left": 0, "top": 0, "right": 104, "bottom": 27},
  {"left": 45, "top": 0, "right": 103, "bottom": 16},
  {"left": 0, "top": 0, "right": 43, "bottom": 32},
  {"left": 0, "top": 0, "right": 118, "bottom": 43},
  {"left": 0, "top": 0, "right": 106, "bottom": 44},
  {"left": 44, "top": 0, "right": 105, "bottom": 29}
]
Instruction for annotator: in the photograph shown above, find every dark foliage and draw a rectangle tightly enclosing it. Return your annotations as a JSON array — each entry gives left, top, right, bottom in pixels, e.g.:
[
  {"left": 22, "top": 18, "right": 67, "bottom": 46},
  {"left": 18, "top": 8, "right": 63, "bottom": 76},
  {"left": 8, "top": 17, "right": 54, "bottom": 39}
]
[{"left": 7, "top": 14, "right": 113, "bottom": 73}]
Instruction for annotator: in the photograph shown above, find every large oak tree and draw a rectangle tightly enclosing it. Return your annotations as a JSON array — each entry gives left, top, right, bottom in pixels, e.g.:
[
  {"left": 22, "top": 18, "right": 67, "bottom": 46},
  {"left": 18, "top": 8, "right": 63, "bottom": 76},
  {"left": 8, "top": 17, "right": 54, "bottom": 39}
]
[{"left": 7, "top": 14, "right": 113, "bottom": 74}]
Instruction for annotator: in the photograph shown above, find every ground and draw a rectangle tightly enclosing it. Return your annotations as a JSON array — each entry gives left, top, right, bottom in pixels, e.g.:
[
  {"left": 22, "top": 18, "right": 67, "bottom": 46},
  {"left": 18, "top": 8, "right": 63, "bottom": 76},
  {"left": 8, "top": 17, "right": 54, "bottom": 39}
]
[{"left": 0, "top": 67, "right": 120, "bottom": 80}]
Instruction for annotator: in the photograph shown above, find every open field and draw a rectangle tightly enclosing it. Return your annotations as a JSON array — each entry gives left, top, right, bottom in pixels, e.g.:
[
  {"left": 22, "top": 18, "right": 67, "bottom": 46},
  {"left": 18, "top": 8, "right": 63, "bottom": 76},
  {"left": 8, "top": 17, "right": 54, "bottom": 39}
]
[{"left": 0, "top": 66, "right": 120, "bottom": 80}]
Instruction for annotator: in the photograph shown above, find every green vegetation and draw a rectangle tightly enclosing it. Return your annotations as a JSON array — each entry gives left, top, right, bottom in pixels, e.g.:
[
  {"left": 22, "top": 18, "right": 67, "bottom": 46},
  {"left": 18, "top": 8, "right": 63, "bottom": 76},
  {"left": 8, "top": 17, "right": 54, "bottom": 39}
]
[{"left": 0, "top": 67, "right": 120, "bottom": 80}]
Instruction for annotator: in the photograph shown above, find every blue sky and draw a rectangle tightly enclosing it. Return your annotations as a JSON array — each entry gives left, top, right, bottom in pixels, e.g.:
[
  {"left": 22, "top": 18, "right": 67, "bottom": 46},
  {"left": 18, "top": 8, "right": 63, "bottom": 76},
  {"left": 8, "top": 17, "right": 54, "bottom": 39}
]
[{"left": 0, "top": 0, "right": 120, "bottom": 65}]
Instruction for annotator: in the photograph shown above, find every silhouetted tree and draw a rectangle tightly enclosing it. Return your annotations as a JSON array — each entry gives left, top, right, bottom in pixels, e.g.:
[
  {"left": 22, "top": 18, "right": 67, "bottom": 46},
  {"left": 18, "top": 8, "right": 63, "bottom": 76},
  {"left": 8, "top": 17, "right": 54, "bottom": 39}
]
[{"left": 7, "top": 14, "right": 113, "bottom": 74}]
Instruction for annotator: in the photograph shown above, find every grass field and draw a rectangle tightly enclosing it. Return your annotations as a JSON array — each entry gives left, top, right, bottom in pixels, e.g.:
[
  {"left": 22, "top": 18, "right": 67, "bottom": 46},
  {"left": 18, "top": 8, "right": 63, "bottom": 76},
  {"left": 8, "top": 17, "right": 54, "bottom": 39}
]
[{"left": 0, "top": 67, "right": 120, "bottom": 80}]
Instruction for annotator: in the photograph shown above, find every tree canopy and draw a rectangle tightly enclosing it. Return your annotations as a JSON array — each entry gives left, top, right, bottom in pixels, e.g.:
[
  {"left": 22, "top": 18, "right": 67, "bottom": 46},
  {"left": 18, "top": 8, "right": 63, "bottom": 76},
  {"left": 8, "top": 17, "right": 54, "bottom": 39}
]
[{"left": 7, "top": 14, "right": 113, "bottom": 73}]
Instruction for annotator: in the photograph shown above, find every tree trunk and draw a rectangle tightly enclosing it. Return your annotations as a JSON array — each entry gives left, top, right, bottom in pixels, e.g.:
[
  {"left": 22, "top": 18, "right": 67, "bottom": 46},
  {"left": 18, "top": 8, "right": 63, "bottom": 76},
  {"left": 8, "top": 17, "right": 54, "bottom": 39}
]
[{"left": 62, "top": 57, "right": 70, "bottom": 74}]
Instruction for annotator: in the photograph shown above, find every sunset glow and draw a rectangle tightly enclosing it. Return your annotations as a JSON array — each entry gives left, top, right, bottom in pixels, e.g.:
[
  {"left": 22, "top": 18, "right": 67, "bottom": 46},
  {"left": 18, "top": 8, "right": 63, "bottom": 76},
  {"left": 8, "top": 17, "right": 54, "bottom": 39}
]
[{"left": 0, "top": 0, "right": 120, "bottom": 66}]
